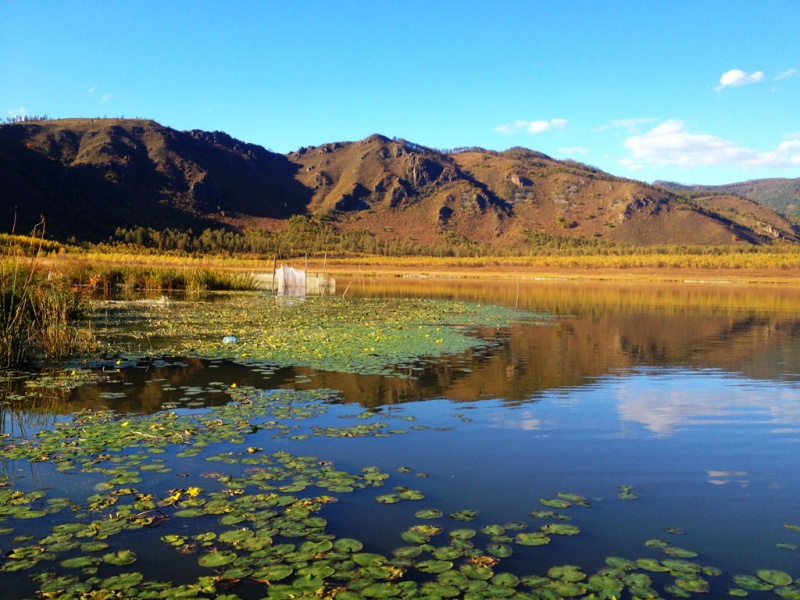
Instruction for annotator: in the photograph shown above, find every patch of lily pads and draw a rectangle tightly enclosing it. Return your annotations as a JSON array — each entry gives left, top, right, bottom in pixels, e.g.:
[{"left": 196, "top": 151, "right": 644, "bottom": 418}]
[
  {"left": 90, "top": 295, "right": 542, "bottom": 376},
  {"left": 2, "top": 384, "right": 799, "bottom": 597}
]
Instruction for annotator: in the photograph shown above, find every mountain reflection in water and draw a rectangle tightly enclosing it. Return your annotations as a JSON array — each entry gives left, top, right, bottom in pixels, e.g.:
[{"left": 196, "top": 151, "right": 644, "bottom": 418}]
[{"left": 7, "top": 277, "right": 800, "bottom": 420}]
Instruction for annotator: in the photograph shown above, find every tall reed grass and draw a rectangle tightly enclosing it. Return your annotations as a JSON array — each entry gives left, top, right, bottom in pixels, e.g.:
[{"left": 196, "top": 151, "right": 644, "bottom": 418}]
[
  {"left": 1, "top": 222, "right": 96, "bottom": 367},
  {"left": 62, "top": 265, "right": 256, "bottom": 293}
]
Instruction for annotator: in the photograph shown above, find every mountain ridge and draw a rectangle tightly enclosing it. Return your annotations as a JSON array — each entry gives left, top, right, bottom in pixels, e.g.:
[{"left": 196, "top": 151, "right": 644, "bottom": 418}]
[
  {"left": 2, "top": 118, "right": 798, "bottom": 248},
  {"left": 654, "top": 178, "right": 800, "bottom": 217}
]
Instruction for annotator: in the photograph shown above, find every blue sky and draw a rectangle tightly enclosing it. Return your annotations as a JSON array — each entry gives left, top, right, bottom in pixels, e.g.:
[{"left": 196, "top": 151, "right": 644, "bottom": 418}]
[{"left": 2, "top": 1, "right": 798, "bottom": 185}]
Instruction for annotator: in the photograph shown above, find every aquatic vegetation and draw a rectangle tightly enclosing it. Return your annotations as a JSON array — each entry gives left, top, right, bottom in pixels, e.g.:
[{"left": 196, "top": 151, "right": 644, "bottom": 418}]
[
  {"left": 2, "top": 284, "right": 800, "bottom": 598},
  {"left": 1, "top": 258, "right": 95, "bottom": 367},
  {"left": 7, "top": 383, "right": 784, "bottom": 597},
  {"left": 92, "top": 295, "right": 539, "bottom": 375}
]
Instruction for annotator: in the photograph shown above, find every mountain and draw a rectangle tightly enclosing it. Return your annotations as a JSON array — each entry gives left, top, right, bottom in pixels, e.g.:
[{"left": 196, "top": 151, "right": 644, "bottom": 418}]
[
  {"left": 0, "top": 118, "right": 309, "bottom": 240},
  {"left": 2, "top": 118, "right": 798, "bottom": 247},
  {"left": 654, "top": 179, "right": 800, "bottom": 217}
]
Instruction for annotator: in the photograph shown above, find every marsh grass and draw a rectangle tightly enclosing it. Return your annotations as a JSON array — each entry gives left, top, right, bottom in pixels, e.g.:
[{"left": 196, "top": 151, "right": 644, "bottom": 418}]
[
  {"left": 1, "top": 225, "right": 96, "bottom": 367},
  {"left": 63, "top": 265, "right": 256, "bottom": 293}
]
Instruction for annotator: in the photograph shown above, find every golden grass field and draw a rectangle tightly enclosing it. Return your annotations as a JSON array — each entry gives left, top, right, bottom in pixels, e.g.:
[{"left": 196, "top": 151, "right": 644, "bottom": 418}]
[{"left": 38, "top": 250, "right": 800, "bottom": 286}]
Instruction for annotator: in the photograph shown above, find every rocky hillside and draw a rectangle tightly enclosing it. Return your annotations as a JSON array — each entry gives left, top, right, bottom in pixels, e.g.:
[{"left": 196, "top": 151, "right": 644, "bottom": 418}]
[
  {"left": 1, "top": 118, "right": 798, "bottom": 247},
  {"left": 655, "top": 178, "right": 800, "bottom": 217},
  {"left": 0, "top": 119, "right": 309, "bottom": 240}
]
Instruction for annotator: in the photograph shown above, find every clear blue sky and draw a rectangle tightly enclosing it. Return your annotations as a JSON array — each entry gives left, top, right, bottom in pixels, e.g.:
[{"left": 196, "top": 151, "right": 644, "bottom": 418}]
[{"left": 3, "top": 1, "right": 798, "bottom": 185}]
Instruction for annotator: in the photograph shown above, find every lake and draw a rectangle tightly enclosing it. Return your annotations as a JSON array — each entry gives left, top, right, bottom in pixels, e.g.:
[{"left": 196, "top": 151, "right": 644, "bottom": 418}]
[{"left": 2, "top": 277, "right": 800, "bottom": 599}]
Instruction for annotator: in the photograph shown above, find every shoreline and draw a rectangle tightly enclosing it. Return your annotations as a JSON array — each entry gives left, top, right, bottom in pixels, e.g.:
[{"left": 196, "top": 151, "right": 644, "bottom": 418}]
[{"left": 39, "top": 254, "right": 800, "bottom": 286}]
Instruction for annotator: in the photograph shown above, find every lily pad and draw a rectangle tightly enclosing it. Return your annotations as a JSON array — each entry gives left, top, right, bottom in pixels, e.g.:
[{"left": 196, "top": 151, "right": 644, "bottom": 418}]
[
  {"left": 757, "top": 570, "right": 793, "bottom": 586},
  {"left": 415, "top": 509, "right": 443, "bottom": 519},
  {"left": 416, "top": 559, "right": 453, "bottom": 574},
  {"left": 198, "top": 550, "right": 237, "bottom": 568},
  {"left": 450, "top": 509, "right": 479, "bottom": 521}
]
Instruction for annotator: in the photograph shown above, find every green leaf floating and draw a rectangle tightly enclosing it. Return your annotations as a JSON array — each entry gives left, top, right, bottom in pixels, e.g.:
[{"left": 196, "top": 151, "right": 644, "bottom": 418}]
[
  {"left": 101, "top": 572, "right": 144, "bottom": 591},
  {"left": 416, "top": 559, "right": 453, "bottom": 574},
  {"left": 515, "top": 532, "right": 550, "bottom": 546},
  {"left": 415, "top": 509, "right": 443, "bottom": 519},
  {"left": 102, "top": 550, "right": 137, "bottom": 565},
  {"left": 449, "top": 509, "right": 479, "bottom": 521},
  {"left": 757, "top": 569, "right": 793, "bottom": 586},
  {"left": 732, "top": 574, "right": 774, "bottom": 591},
  {"left": 197, "top": 550, "right": 237, "bottom": 568}
]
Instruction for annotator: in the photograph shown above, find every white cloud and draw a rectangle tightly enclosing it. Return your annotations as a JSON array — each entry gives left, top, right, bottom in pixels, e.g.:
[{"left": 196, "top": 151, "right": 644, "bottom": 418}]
[
  {"left": 619, "top": 157, "right": 644, "bottom": 171},
  {"left": 494, "top": 118, "right": 567, "bottom": 135},
  {"left": 558, "top": 146, "right": 587, "bottom": 156},
  {"left": 775, "top": 68, "right": 799, "bottom": 80},
  {"left": 595, "top": 118, "right": 658, "bottom": 133},
  {"left": 7, "top": 106, "right": 27, "bottom": 118},
  {"left": 716, "top": 69, "right": 764, "bottom": 89},
  {"left": 623, "top": 120, "right": 800, "bottom": 170},
  {"left": 100, "top": 93, "right": 115, "bottom": 103},
  {"left": 87, "top": 86, "right": 96, "bottom": 94}
]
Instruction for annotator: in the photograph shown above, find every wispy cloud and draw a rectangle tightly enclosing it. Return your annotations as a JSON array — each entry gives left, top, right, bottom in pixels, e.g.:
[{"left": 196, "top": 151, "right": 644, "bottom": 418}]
[
  {"left": 622, "top": 120, "right": 800, "bottom": 170},
  {"left": 88, "top": 87, "right": 114, "bottom": 102},
  {"left": 775, "top": 68, "right": 799, "bottom": 81},
  {"left": 594, "top": 118, "right": 658, "bottom": 133},
  {"left": 494, "top": 118, "right": 567, "bottom": 135},
  {"left": 7, "top": 106, "right": 27, "bottom": 119},
  {"left": 716, "top": 69, "right": 764, "bottom": 90},
  {"left": 558, "top": 146, "right": 587, "bottom": 156}
]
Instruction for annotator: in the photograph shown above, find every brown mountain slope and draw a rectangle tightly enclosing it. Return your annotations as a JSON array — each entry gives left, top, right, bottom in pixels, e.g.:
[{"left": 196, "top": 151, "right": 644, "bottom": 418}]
[
  {"left": 655, "top": 178, "right": 800, "bottom": 217},
  {"left": 0, "top": 118, "right": 309, "bottom": 239},
  {"left": 1, "top": 118, "right": 797, "bottom": 247},
  {"left": 289, "top": 136, "right": 791, "bottom": 247}
]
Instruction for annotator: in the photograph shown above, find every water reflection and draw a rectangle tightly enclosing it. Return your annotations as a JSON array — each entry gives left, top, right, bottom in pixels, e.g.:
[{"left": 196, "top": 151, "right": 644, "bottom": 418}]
[{"left": 3, "top": 278, "right": 799, "bottom": 420}]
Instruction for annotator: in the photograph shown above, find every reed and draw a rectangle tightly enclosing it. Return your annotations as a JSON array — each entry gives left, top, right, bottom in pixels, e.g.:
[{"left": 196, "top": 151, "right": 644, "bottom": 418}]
[
  {"left": 57, "top": 264, "right": 257, "bottom": 293},
  {"left": 1, "top": 222, "right": 96, "bottom": 367}
]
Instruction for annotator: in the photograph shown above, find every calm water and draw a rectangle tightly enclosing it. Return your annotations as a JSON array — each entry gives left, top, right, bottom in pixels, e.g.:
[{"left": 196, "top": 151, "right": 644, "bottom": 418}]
[{"left": 2, "top": 278, "right": 800, "bottom": 598}]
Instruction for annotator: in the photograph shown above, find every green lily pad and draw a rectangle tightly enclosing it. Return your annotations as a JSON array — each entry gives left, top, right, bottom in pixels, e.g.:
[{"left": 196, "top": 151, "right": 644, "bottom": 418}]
[
  {"left": 360, "top": 582, "right": 403, "bottom": 597},
  {"left": 548, "top": 565, "right": 586, "bottom": 582},
  {"left": 487, "top": 543, "right": 513, "bottom": 558},
  {"left": 460, "top": 563, "right": 494, "bottom": 580},
  {"left": 102, "top": 549, "right": 137, "bottom": 565},
  {"left": 541, "top": 523, "right": 580, "bottom": 536},
  {"left": 449, "top": 528, "right": 477, "bottom": 540},
  {"left": 481, "top": 524, "right": 506, "bottom": 536},
  {"left": 774, "top": 586, "right": 800, "bottom": 599},
  {"left": 515, "top": 532, "right": 550, "bottom": 546},
  {"left": 674, "top": 576, "right": 710, "bottom": 593},
  {"left": 375, "top": 494, "right": 401, "bottom": 504},
  {"left": 732, "top": 574, "right": 773, "bottom": 591},
  {"left": 492, "top": 572, "right": 520, "bottom": 587},
  {"left": 540, "top": 497, "right": 571, "bottom": 509},
  {"left": 663, "top": 546, "right": 699, "bottom": 558},
  {"left": 333, "top": 538, "right": 364, "bottom": 552},
  {"left": 198, "top": 550, "right": 237, "bottom": 568},
  {"left": 102, "top": 571, "right": 144, "bottom": 591},
  {"left": 415, "top": 509, "right": 443, "bottom": 519},
  {"left": 636, "top": 558, "right": 670, "bottom": 572},
  {"left": 60, "top": 556, "right": 101, "bottom": 569},
  {"left": 252, "top": 564, "right": 293, "bottom": 581},
  {"left": 450, "top": 509, "right": 479, "bottom": 521},
  {"left": 758, "top": 570, "right": 793, "bottom": 586},
  {"left": 416, "top": 559, "right": 453, "bottom": 574}
]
